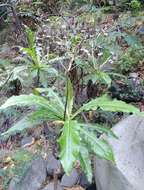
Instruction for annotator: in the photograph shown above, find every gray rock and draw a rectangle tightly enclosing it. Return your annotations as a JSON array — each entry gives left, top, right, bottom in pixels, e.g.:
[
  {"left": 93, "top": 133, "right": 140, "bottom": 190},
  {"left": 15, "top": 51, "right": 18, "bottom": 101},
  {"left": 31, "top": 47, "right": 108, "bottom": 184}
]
[
  {"left": 46, "top": 154, "right": 61, "bottom": 176},
  {"left": 8, "top": 177, "right": 20, "bottom": 190},
  {"left": 43, "top": 181, "right": 63, "bottom": 190},
  {"left": 79, "top": 173, "right": 90, "bottom": 188},
  {"left": 94, "top": 116, "right": 144, "bottom": 190},
  {"left": 21, "top": 136, "right": 34, "bottom": 147},
  {"left": 8, "top": 156, "right": 47, "bottom": 190},
  {"left": 61, "top": 168, "right": 79, "bottom": 187}
]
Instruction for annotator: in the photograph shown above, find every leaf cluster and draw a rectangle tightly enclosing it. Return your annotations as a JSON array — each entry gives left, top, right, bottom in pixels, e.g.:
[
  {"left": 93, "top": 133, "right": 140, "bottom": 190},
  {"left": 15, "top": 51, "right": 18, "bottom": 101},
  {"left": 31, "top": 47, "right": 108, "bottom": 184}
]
[{"left": 0, "top": 79, "right": 141, "bottom": 182}]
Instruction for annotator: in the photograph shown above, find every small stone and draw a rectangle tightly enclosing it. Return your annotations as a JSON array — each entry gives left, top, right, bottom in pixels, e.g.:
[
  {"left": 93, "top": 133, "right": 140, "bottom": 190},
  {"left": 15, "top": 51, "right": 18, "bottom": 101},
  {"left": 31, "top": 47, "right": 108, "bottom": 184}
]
[
  {"left": 46, "top": 154, "right": 61, "bottom": 176},
  {"left": 61, "top": 169, "right": 79, "bottom": 188},
  {"left": 21, "top": 136, "right": 34, "bottom": 147},
  {"left": 43, "top": 181, "right": 63, "bottom": 190}
]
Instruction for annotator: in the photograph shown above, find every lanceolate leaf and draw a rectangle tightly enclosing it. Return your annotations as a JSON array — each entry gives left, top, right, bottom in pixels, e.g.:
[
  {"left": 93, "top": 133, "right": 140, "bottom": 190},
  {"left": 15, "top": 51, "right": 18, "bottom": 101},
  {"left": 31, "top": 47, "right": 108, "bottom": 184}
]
[
  {"left": 85, "top": 71, "right": 112, "bottom": 87},
  {"left": 79, "top": 123, "right": 118, "bottom": 139},
  {"left": 0, "top": 94, "right": 64, "bottom": 120},
  {"left": 0, "top": 94, "right": 48, "bottom": 109},
  {"left": 79, "top": 127, "right": 115, "bottom": 163},
  {"left": 34, "top": 88, "right": 64, "bottom": 111},
  {"left": 72, "top": 95, "right": 139, "bottom": 118},
  {"left": 21, "top": 47, "right": 37, "bottom": 64},
  {"left": 25, "top": 27, "right": 36, "bottom": 49},
  {"left": 1, "top": 107, "right": 64, "bottom": 138},
  {"left": 30, "top": 108, "right": 64, "bottom": 121},
  {"left": 82, "top": 96, "right": 139, "bottom": 112},
  {"left": 58, "top": 120, "right": 80, "bottom": 174},
  {"left": 79, "top": 146, "right": 93, "bottom": 182},
  {"left": 1, "top": 115, "right": 42, "bottom": 137}
]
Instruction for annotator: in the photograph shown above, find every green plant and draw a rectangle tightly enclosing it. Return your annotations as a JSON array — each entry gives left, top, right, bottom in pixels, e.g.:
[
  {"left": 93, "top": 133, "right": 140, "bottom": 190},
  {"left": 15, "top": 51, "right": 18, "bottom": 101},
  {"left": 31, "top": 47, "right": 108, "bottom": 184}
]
[
  {"left": 0, "top": 28, "right": 58, "bottom": 91},
  {"left": 0, "top": 78, "right": 140, "bottom": 182},
  {"left": 20, "top": 27, "right": 58, "bottom": 87},
  {"left": 117, "top": 52, "right": 136, "bottom": 73},
  {"left": 130, "top": 0, "right": 141, "bottom": 10},
  {"left": 116, "top": 48, "right": 144, "bottom": 73},
  {"left": 75, "top": 38, "right": 124, "bottom": 88}
]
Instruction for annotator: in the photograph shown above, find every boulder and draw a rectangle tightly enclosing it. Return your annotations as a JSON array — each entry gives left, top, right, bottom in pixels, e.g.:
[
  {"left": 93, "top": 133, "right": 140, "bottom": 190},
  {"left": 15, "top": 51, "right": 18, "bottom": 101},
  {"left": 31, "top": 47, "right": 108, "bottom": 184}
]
[
  {"left": 8, "top": 156, "right": 47, "bottom": 190},
  {"left": 94, "top": 116, "right": 144, "bottom": 190}
]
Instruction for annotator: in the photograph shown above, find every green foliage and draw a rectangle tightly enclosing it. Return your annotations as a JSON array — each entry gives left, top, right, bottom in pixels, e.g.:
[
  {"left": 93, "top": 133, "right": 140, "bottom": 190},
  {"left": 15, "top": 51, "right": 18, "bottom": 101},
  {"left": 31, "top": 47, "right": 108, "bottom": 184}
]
[
  {"left": 21, "top": 27, "right": 58, "bottom": 87},
  {"left": 86, "top": 71, "right": 112, "bottom": 87},
  {"left": 130, "top": 0, "right": 141, "bottom": 10},
  {"left": 0, "top": 78, "right": 141, "bottom": 182},
  {"left": 117, "top": 52, "right": 135, "bottom": 73},
  {"left": 58, "top": 120, "right": 80, "bottom": 173},
  {"left": 79, "top": 146, "right": 92, "bottom": 182},
  {"left": 116, "top": 48, "right": 144, "bottom": 73},
  {"left": 72, "top": 95, "right": 139, "bottom": 118},
  {"left": 74, "top": 29, "right": 140, "bottom": 88},
  {"left": 79, "top": 126, "right": 114, "bottom": 161},
  {"left": 0, "top": 94, "right": 63, "bottom": 137},
  {"left": 1, "top": 116, "right": 41, "bottom": 137},
  {"left": 0, "top": 28, "right": 58, "bottom": 91},
  {"left": 75, "top": 42, "right": 113, "bottom": 87}
]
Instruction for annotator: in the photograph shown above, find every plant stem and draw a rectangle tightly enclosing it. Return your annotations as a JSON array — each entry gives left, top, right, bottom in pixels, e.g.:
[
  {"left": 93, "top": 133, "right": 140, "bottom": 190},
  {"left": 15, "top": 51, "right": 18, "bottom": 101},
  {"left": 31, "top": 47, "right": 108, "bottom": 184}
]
[
  {"left": 64, "top": 76, "right": 68, "bottom": 121},
  {"left": 37, "top": 69, "right": 40, "bottom": 87}
]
